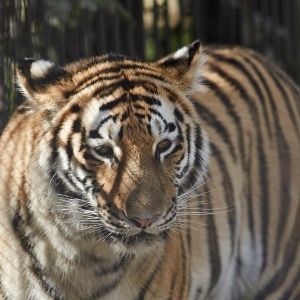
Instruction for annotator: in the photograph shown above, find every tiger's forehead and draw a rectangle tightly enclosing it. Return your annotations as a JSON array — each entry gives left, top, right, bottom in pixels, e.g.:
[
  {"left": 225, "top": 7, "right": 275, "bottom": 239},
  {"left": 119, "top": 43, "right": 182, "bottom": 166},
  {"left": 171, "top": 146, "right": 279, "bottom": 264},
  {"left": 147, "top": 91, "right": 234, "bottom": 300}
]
[
  {"left": 66, "top": 55, "right": 193, "bottom": 117},
  {"left": 68, "top": 54, "right": 165, "bottom": 87},
  {"left": 82, "top": 88, "right": 177, "bottom": 139}
]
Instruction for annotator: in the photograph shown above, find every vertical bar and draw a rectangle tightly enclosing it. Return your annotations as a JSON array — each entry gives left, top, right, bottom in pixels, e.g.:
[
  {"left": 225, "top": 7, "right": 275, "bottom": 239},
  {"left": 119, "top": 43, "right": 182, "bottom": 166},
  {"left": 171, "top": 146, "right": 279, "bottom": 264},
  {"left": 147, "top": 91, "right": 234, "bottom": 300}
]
[
  {"left": 113, "top": 11, "right": 121, "bottom": 53},
  {"left": 163, "top": 0, "right": 170, "bottom": 55},
  {"left": 179, "top": 0, "right": 185, "bottom": 47},
  {"left": 153, "top": 0, "right": 159, "bottom": 59},
  {"left": 123, "top": 0, "right": 134, "bottom": 57},
  {"left": 0, "top": 0, "right": 5, "bottom": 131},
  {"left": 99, "top": 10, "right": 107, "bottom": 54}
]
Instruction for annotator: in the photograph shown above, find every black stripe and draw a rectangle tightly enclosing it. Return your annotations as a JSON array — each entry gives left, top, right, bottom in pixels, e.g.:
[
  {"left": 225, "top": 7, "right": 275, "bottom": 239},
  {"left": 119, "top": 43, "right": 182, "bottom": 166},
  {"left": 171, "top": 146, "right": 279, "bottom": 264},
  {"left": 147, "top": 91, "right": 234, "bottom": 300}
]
[
  {"left": 276, "top": 71, "right": 300, "bottom": 115},
  {"left": 166, "top": 122, "right": 176, "bottom": 133},
  {"left": 168, "top": 271, "right": 179, "bottom": 300},
  {"left": 135, "top": 256, "right": 165, "bottom": 300},
  {"left": 66, "top": 139, "right": 73, "bottom": 161},
  {"left": 245, "top": 134, "right": 255, "bottom": 246},
  {"left": 174, "top": 107, "right": 184, "bottom": 122},
  {"left": 16, "top": 104, "right": 29, "bottom": 115},
  {"left": 86, "top": 275, "right": 123, "bottom": 300},
  {"left": 50, "top": 169, "right": 78, "bottom": 197},
  {"left": 192, "top": 100, "right": 237, "bottom": 162},
  {"left": 254, "top": 196, "right": 300, "bottom": 299},
  {"left": 89, "top": 129, "right": 102, "bottom": 139},
  {"left": 194, "top": 287, "right": 202, "bottom": 299},
  {"left": 100, "top": 94, "right": 127, "bottom": 111},
  {"left": 12, "top": 209, "right": 64, "bottom": 300},
  {"left": 131, "top": 94, "right": 161, "bottom": 106},
  {"left": 271, "top": 73, "right": 300, "bottom": 138},
  {"left": 185, "top": 125, "right": 191, "bottom": 171},
  {"left": 163, "top": 87, "right": 180, "bottom": 103},
  {"left": 202, "top": 179, "right": 222, "bottom": 297},
  {"left": 256, "top": 123, "right": 269, "bottom": 273},
  {"left": 149, "top": 108, "right": 168, "bottom": 128},
  {"left": 98, "top": 115, "right": 117, "bottom": 130},
  {"left": 135, "top": 113, "right": 146, "bottom": 119},
  {"left": 204, "top": 68, "right": 246, "bottom": 169},
  {"left": 92, "top": 81, "right": 128, "bottom": 99},
  {"left": 207, "top": 51, "right": 273, "bottom": 139},
  {"left": 70, "top": 104, "right": 81, "bottom": 113},
  {"left": 280, "top": 267, "right": 300, "bottom": 299},
  {"left": 121, "top": 109, "right": 130, "bottom": 121},
  {"left": 118, "top": 126, "right": 124, "bottom": 141},
  {"left": 72, "top": 118, "right": 81, "bottom": 133},
  {"left": 178, "top": 232, "right": 187, "bottom": 299},
  {"left": 209, "top": 143, "right": 236, "bottom": 252},
  {"left": 194, "top": 125, "right": 204, "bottom": 171},
  {"left": 99, "top": 93, "right": 161, "bottom": 113},
  {"left": 95, "top": 256, "right": 128, "bottom": 277},
  {"left": 133, "top": 104, "right": 144, "bottom": 110},
  {"left": 50, "top": 124, "right": 63, "bottom": 165},
  {"left": 251, "top": 52, "right": 300, "bottom": 139}
]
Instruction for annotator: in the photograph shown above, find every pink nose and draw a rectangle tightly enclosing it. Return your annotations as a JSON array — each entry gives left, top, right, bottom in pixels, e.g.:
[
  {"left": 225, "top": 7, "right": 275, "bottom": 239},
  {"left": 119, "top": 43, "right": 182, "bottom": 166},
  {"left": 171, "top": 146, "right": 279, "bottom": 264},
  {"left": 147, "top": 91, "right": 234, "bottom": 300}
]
[{"left": 131, "top": 215, "right": 160, "bottom": 228}]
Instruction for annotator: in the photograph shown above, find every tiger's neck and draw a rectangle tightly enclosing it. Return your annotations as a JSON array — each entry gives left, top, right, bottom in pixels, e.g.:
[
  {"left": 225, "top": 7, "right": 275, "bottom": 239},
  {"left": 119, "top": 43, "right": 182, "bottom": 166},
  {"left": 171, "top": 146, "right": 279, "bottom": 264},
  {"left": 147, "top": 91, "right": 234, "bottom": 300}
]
[{"left": 32, "top": 220, "right": 176, "bottom": 299}]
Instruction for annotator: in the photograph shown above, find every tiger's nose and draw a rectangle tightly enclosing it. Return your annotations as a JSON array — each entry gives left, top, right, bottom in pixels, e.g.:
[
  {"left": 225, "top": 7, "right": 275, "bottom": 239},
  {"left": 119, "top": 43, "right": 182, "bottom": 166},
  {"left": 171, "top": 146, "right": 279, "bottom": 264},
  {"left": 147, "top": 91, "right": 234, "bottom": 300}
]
[{"left": 131, "top": 215, "right": 160, "bottom": 228}]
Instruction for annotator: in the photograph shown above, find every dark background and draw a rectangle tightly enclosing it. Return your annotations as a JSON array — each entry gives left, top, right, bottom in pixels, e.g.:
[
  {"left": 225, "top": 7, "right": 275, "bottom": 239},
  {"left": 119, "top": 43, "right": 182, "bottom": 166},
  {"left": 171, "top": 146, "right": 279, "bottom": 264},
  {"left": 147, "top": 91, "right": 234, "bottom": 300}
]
[{"left": 1, "top": 0, "right": 299, "bottom": 131}]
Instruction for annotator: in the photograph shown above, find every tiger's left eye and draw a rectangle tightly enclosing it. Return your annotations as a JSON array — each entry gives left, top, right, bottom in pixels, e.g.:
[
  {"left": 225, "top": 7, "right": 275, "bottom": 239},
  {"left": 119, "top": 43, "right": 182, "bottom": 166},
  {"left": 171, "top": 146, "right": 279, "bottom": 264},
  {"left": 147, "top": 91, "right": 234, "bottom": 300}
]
[
  {"left": 95, "top": 145, "right": 114, "bottom": 158},
  {"left": 156, "top": 139, "right": 172, "bottom": 153}
]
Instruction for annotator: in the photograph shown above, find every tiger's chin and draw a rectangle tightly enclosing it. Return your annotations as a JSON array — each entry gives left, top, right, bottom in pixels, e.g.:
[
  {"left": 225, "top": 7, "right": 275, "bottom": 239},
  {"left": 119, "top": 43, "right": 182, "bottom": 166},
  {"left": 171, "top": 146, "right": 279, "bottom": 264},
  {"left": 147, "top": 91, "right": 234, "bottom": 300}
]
[{"left": 101, "top": 227, "right": 169, "bottom": 255}]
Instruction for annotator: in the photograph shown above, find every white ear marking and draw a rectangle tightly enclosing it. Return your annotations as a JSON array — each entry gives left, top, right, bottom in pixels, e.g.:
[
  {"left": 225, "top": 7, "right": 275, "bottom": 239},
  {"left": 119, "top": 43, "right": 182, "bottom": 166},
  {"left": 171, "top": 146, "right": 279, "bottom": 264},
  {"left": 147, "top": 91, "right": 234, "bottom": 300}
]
[
  {"left": 30, "top": 60, "right": 54, "bottom": 78},
  {"left": 173, "top": 46, "right": 189, "bottom": 59}
]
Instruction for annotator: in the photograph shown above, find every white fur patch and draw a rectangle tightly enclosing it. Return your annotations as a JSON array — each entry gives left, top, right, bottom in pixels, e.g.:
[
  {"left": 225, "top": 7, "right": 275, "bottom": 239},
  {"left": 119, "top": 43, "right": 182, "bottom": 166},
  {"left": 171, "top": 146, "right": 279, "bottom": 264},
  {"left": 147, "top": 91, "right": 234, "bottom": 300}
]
[
  {"left": 173, "top": 46, "right": 189, "bottom": 59},
  {"left": 30, "top": 60, "right": 54, "bottom": 78}
]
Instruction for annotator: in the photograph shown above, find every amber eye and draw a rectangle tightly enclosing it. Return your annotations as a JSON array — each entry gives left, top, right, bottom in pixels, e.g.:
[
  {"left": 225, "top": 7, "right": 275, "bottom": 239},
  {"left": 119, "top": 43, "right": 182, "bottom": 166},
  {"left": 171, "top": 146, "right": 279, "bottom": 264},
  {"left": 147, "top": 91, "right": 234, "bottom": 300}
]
[
  {"left": 94, "top": 145, "right": 114, "bottom": 158},
  {"left": 156, "top": 139, "right": 172, "bottom": 153}
]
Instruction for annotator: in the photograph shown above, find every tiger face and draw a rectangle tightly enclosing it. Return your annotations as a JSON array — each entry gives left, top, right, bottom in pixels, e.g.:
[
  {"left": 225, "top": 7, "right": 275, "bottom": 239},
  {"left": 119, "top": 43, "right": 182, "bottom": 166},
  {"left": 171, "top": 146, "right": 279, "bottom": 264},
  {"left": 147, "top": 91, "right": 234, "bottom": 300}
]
[{"left": 16, "top": 41, "right": 209, "bottom": 253}]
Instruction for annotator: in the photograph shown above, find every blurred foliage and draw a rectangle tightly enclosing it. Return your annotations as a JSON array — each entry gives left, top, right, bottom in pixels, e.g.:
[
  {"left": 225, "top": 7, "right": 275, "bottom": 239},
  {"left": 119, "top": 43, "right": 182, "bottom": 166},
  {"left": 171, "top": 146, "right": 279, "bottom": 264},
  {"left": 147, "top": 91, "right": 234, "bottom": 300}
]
[{"left": 48, "top": 0, "right": 135, "bottom": 27}]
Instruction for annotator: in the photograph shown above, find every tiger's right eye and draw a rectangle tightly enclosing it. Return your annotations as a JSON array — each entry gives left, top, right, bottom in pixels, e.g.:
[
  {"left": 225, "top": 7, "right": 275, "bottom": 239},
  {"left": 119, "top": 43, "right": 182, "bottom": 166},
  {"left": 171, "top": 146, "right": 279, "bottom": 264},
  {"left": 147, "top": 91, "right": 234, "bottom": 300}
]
[
  {"left": 156, "top": 139, "right": 172, "bottom": 153},
  {"left": 94, "top": 145, "right": 114, "bottom": 158}
]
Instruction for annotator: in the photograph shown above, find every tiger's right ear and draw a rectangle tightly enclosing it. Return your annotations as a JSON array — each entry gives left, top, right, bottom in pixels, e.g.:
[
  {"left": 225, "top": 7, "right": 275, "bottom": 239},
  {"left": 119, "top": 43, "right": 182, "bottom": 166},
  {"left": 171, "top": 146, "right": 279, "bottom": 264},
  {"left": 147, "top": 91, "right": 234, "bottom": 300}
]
[{"left": 16, "top": 58, "right": 74, "bottom": 110}]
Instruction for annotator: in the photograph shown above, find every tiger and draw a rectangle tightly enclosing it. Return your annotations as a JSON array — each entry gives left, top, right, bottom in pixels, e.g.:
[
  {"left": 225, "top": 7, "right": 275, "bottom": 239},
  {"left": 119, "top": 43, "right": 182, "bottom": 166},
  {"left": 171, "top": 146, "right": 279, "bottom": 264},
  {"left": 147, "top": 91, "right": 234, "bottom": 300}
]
[{"left": 0, "top": 39, "right": 300, "bottom": 300}]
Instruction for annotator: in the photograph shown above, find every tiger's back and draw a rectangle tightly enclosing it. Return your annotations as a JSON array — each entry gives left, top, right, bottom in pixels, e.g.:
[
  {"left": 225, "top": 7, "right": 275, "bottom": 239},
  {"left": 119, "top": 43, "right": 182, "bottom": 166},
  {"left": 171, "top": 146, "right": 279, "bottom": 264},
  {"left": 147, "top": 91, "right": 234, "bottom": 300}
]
[
  {"left": 0, "top": 42, "right": 300, "bottom": 299},
  {"left": 189, "top": 46, "right": 300, "bottom": 299}
]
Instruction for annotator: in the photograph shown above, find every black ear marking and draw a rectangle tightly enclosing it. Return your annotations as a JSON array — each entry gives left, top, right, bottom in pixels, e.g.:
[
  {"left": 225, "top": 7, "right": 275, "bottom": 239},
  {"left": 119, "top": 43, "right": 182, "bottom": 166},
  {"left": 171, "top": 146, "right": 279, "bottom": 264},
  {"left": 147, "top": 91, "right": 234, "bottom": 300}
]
[
  {"left": 158, "top": 40, "right": 202, "bottom": 68},
  {"left": 16, "top": 58, "right": 74, "bottom": 110},
  {"left": 17, "top": 58, "right": 36, "bottom": 78},
  {"left": 17, "top": 58, "right": 70, "bottom": 91},
  {"left": 187, "top": 40, "right": 201, "bottom": 65},
  {"left": 34, "top": 65, "right": 70, "bottom": 88},
  {"left": 156, "top": 40, "right": 205, "bottom": 93},
  {"left": 17, "top": 58, "right": 36, "bottom": 90}
]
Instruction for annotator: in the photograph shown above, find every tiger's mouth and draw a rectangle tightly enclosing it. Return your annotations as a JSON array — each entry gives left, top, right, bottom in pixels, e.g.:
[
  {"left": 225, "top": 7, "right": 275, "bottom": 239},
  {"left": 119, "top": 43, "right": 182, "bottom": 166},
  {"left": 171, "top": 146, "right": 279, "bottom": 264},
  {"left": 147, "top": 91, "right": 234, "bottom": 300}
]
[{"left": 100, "top": 226, "right": 169, "bottom": 247}]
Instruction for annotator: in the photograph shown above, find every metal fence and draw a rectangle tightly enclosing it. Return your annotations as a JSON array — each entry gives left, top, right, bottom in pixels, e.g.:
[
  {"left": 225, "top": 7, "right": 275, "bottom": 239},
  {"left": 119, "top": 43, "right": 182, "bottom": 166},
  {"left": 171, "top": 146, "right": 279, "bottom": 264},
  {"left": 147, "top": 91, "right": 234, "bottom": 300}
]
[{"left": 1, "top": 0, "right": 300, "bottom": 131}]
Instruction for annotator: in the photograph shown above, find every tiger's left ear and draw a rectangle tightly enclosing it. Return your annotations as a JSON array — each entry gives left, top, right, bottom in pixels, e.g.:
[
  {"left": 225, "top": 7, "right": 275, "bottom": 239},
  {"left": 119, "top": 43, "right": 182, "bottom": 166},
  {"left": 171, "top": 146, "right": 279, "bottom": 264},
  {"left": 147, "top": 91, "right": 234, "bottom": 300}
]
[
  {"left": 16, "top": 58, "right": 74, "bottom": 111},
  {"left": 156, "top": 40, "right": 206, "bottom": 94}
]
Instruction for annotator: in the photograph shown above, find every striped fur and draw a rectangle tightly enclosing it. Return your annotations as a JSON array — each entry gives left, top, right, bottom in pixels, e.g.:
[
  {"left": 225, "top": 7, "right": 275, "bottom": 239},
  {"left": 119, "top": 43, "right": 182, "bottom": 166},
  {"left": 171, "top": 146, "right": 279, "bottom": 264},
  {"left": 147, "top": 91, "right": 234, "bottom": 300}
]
[{"left": 0, "top": 41, "right": 300, "bottom": 299}]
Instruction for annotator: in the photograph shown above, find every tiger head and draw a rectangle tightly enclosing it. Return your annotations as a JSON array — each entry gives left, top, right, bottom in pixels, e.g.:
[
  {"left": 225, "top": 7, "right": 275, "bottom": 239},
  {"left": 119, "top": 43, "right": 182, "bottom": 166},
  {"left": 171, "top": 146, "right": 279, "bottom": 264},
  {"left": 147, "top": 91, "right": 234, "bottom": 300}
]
[{"left": 16, "top": 41, "right": 210, "bottom": 254}]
